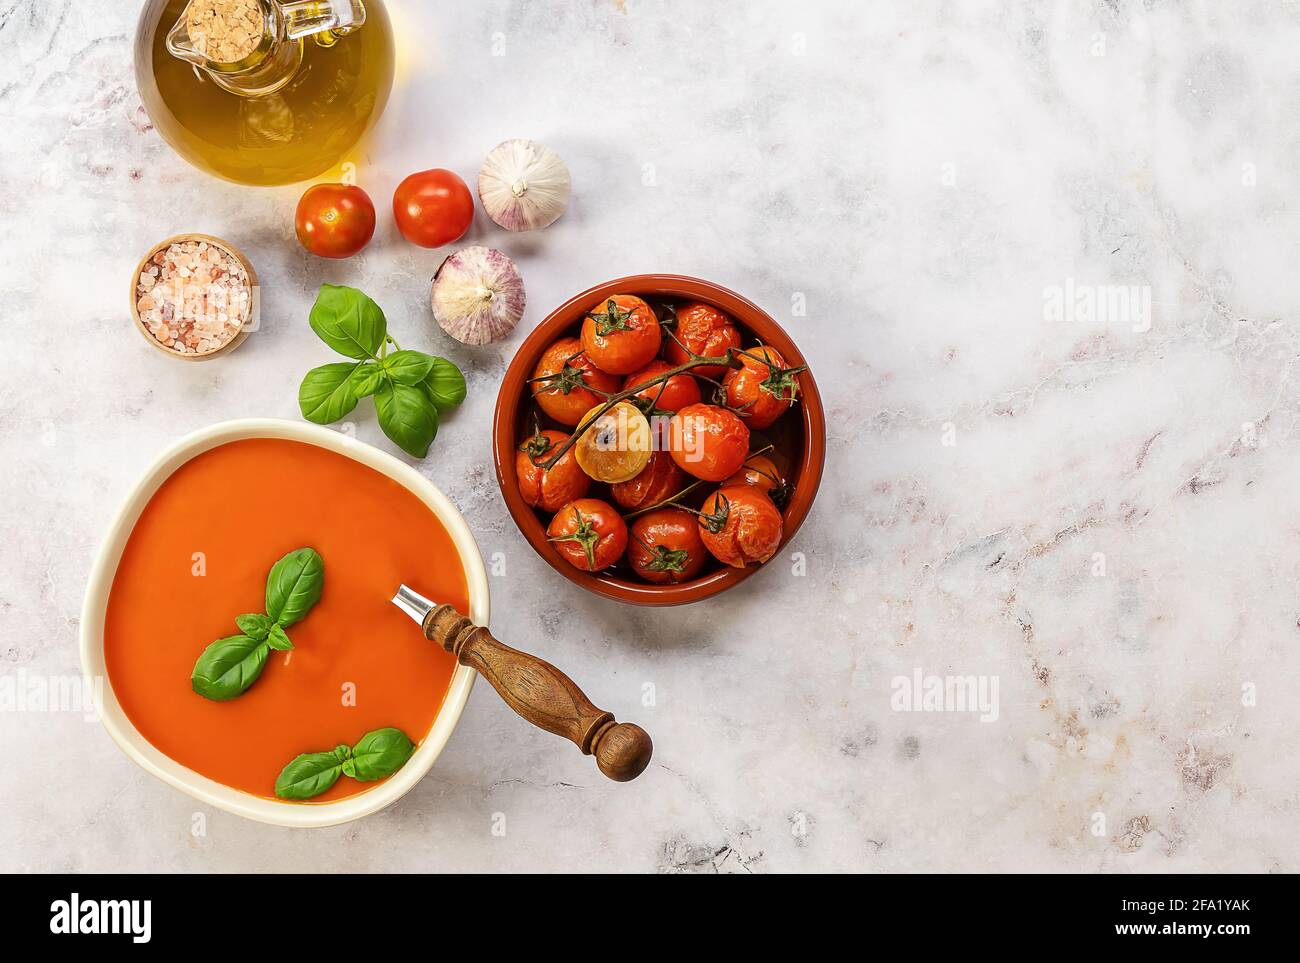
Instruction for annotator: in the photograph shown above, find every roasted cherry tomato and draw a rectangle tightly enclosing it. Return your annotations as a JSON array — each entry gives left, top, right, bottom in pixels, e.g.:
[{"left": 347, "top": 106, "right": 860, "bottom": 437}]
[
  {"left": 573, "top": 402, "right": 652, "bottom": 484},
  {"left": 611, "top": 449, "right": 687, "bottom": 511},
  {"left": 723, "top": 345, "right": 801, "bottom": 430},
  {"left": 295, "top": 184, "right": 376, "bottom": 259},
  {"left": 580, "top": 295, "right": 661, "bottom": 375},
  {"left": 723, "top": 453, "right": 790, "bottom": 506},
  {"left": 622, "top": 359, "right": 702, "bottom": 414},
  {"left": 516, "top": 428, "right": 590, "bottom": 513},
  {"left": 393, "top": 168, "right": 474, "bottom": 248},
  {"left": 696, "top": 486, "right": 783, "bottom": 568},
  {"left": 547, "top": 498, "right": 628, "bottom": 572},
  {"left": 627, "top": 508, "right": 708, "bottom": 584},
  {"left": 530, "top": 337, "right": 622, "bottom": 426},
  {"left": 668, "top": 403, "right": 750, "bottom": 481},
  {"left": 664, "top": 301, "right": 742, "bottom": 378}
]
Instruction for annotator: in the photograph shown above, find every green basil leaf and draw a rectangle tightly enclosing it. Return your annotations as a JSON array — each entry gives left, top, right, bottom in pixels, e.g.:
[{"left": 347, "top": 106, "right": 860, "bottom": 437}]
[
  {"left": 191, "top": 635, "right": 270, "bottom": 701},
  {"left": 375, "top": 382, "right": 439, "bottom": 458},
  {"left": 347, "top": 362, "right": 385, "bottom": 398},
  {"left": 234, "top": 613, "right": 272, "bottom": 641},
  {"left": 299, "top": 362, "right": 361, "bottom": 425},
  {"left": 381, "top": 350, "right": 436, "bottom": 386},
  {"left": 419, "top": 357, "right": 467, "bottom": 412},
  {"left": 341, "top": 756, "right": 357, "bottom": 779},
  {"left": 265, "top": 547, "right": 324, "bottom": 627},
  {"left": 266, "top": 623, "right": 294, "bottom": 651},
  {"left": 309, "top": 284, "right": 386, "bottom": 359},
  {"left": 351, "top": 727, "right": 415, "bottom": 781},
  {"left": 275, "top": 745, "right": 350, "bottom": 800}
]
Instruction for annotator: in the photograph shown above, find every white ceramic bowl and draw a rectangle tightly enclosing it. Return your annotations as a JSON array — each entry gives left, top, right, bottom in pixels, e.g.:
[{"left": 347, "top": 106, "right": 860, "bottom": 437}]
[{"left": 80, "top": 419, "right": 488, "bottom": 828}]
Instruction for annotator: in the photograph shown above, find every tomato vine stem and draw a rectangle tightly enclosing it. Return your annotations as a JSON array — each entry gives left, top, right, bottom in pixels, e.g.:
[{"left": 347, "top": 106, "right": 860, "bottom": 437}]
[
  {"left": 536, "top": 352, "right": 741, "bottom": 471},
  {"left": 621, "top": 478, "right": 709, "bottom": 521}
]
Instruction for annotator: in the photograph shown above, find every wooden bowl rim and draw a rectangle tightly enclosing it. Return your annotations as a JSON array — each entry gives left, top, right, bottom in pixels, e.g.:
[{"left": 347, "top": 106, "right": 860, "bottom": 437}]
[
  {"left": 129, "top": 233, "right": 259, "bottom": 362},
  {"left": 492, "top": 274, "right": 826, "bottom": 606}
]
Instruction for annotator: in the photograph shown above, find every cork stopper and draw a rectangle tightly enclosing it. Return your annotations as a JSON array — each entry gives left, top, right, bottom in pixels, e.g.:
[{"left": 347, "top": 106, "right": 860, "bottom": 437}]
[{"left": 186, "top": 0, "right": 264, "bottom": 64}]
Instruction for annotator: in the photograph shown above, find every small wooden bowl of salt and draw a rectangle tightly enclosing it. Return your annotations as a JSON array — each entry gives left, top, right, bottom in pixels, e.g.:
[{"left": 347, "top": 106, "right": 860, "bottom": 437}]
[{"left": 131, "top": 234, "right": 259, "bottom": 360}]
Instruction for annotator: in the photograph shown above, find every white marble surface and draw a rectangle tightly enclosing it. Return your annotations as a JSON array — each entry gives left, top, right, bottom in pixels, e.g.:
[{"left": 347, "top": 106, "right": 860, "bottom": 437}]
[{"left": 3, "top": 0, "right": 1299, "bottom": 873}]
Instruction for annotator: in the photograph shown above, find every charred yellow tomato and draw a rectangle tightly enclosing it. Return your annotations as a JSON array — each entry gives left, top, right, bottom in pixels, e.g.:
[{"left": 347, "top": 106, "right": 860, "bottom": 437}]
[{"left": 574, "top": 401, "right": 653, "bottom": 484}]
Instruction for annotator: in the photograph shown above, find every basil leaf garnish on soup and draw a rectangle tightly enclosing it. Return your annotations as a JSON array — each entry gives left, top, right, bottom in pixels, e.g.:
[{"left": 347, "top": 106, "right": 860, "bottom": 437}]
[
  {"left": 234, "top": 612, "right": 272, "bottom": 641},
  {"left": 266, "top": 623, "right": 294, "bottom": 652},
  {"left": 190, "top": 547, "right": 324, "bottom": 702},
  {"left": 265, "top": 548, "right": 325, "bottom": 627},
  {"left": 351, "top": 728, "right": 416, "bottom": 781},
  {"left": 190, "top": 635, "right": 270, "bottom": 701},
  {"left": 275, "top": 745, "right": 352, "bottom": 801},
  {"left": 275, "top": 728, "right": 416, "bottom": 800}
]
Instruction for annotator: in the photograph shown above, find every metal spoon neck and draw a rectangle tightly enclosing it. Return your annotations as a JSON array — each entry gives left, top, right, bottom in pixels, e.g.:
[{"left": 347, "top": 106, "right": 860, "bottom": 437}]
[{"left": 391, "top": 584, "right": 435, "bottom": 624}]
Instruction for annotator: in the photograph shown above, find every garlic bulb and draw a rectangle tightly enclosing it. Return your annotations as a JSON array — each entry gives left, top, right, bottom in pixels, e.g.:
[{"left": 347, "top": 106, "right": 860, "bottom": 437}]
[
  {"left": 430, "top": 246, "right": 526, "bottom": 345},
  {"left": 478, "top": 139, "right": 571, "bottom": 232}
]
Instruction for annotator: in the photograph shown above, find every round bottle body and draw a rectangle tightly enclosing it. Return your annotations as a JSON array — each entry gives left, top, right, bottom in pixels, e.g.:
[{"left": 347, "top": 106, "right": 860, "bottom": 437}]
[{"left": 134, "top": 0, "right": 395, "bottom": 186}]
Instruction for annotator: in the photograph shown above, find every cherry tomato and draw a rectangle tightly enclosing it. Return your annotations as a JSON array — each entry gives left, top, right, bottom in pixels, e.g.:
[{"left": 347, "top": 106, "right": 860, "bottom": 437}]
[
  {"left": 393, "top": 168, "right": 474, "bottom": 248},
  {"left": 664, "top": 301, "right": 742, "bottom": 379},
  {"left": 696, "top": 486, "right": 783, "bottom": 568},
  {"left": 627, "top": 508, "right": 708, "bottom": 584},
  {"left": 580, "top": 295, "right": 661, "bottom": 375},
  {"left": 668, "top": 403, "right": 750, "bottom": 481},
  {"left": 723, "top": 453, "right": 790, "bottom": 506},
  {"left": 295, "top": 184, "right": 376, "bottom": 259},
  {"left": 516, "top": 428, "right": 590, "bottom": 513},
  {"left": 611, "top": 449, "right": 687, "bottom": 511},
  {"left": 547, "top": 498, "right": 628, "bottom": 572},
  {"left": 622, "top": 360, "right": 702, "bottom": 414},
  {"left": 573, "top": 402, "right": 652, "bottom": 484},
  {"left": 530, "top": 337, "right": 622, "bottom": 426},
  {"left": 723, "top": 345, "right": 800, "bottom": 430}
]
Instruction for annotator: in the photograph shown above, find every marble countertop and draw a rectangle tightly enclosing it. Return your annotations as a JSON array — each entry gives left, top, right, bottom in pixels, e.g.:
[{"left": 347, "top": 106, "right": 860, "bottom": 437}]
[{"left": 3, "top": 0, "right": 1299, "bottom": 873}]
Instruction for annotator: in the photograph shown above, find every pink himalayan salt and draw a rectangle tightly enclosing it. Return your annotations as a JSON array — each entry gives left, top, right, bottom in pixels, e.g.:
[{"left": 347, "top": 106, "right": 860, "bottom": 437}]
[{"left": 136, "top": 239, "right": 250, "bottom": 355}]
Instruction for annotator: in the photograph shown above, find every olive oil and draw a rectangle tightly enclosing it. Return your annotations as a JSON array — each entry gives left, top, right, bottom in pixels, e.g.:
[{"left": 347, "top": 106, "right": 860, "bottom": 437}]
[{"left": 134, "top": 0, "right": 395, "bottom": 186}]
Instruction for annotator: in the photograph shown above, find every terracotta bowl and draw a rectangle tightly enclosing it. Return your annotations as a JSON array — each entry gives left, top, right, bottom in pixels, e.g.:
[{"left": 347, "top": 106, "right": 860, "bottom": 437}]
[{"left": 492, "top": 275, "right": 825, "bottom": 605}]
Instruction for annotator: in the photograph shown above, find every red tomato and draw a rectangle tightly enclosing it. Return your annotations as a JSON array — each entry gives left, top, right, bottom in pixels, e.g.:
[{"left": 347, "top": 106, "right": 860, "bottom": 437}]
[
  {"left": 664, "top": 302, "right": 742, "bottom": 378},
  {"left": 697, "top": 486, "right": 783, "bottom": 568},
  {"left": 722, "top": 453, "right": 790, "bottom": 506},
  {"left": 723, "top": 345, "right": 800, "bottom": 430},
  {"left": 546, "top": 499, "right": 628, "bottom": 572},
  {"left": 516, "top": 429, "right": 590, "bottom": 513},
  {"left": 668, "top": 403, "right": 750, "bottom": 481},
  {"left": 627, "top": 508, "right": 708, "bottom": 584},
  {"left": 580, "top": 295, "right": 661, "bottom": 375},
  {"left": 622, "top": 360, "right": 703, "bottom": 414},
  {"left": 610, "top": 450, "right": 687, "bottom": 511},
  {"left": 530, "top": 337, "right": 622, "bottom": 426},
  {"left": 295, "top": 184, "right": 376, "bottom": 259},
  {"left": 393, "top": 169, "right": 474, "bottom": 248}
]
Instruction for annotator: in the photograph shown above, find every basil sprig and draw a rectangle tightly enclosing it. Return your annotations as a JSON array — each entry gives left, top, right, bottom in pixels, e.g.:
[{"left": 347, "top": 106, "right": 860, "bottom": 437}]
[
  {"left": 298, "top": 285, "right": 467, "bottom": 458},
  {"left": 275, "top": 727, "right": 416, "bottom": 800},
  {"left": 190, "top": 548, "right": 324, "bottom": 702}
]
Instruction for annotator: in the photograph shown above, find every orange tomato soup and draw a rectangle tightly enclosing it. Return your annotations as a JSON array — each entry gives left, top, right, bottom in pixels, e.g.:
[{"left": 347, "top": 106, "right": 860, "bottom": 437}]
[{"left": 104, "top": 438, "right": 468, "bottom": 801}]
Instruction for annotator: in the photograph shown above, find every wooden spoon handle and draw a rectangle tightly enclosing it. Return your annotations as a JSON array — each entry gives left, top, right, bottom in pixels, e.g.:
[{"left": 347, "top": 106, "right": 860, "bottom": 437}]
[{"left": 421, "top": 604, "right": 652, "bottom": 782}]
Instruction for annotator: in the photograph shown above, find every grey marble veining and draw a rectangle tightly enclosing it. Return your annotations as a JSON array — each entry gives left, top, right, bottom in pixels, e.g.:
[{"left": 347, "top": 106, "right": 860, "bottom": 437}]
[{"left": 2, "top": 0, "right": 1299, "bottom": 872}]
